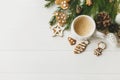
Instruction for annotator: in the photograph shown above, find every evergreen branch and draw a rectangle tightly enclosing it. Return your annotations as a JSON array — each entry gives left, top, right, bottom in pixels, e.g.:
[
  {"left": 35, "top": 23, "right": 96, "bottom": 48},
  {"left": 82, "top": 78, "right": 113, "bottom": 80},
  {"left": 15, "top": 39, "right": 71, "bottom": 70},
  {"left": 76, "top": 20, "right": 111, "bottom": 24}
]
[
  {"left": 45, "top": 0, "right": 55, "bottom": 8},
  {"left": 45, "top": 0, "right": 120, "bottom": 31},
  {"left": 65, "top": 0, "right": 81, "bottom": 30},
  {"left": 117, "top": 0, "right": 120, "bottom": 13},
  {"left": 49, "top": 7, "right": 62, "bottom": 26},
  {"left": 49, "top": 16, "right": 56, "bottom": 26}
]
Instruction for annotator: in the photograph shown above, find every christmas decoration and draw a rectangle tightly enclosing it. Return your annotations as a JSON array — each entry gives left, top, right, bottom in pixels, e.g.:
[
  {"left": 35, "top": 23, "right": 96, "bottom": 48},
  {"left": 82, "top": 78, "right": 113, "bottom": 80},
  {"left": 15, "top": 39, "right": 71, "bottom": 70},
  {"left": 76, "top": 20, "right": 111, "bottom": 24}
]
[
  {"left": 94, "top": 42, "right": 106, "bottom": 56},
  {"left": 68, "top": 37, "right": 76, "bottom": 45},
  {"left": 45, "top": 0, "right": 120, "bottom": 32},
  {"left": 74, "top": 40, "right": 89, "bottom": 54},
  {"left": 50, "top": 24, "right": 64, "bottom": 37},
  {"left": 55, "top": 0, "right": 70, "bottom": 9},
  {"left": 95, "top": 12, "right": 111, "bottom": 30},
  {"left": 54, "top": 12, "right": 67, "bottom": 26},
  {"left": 108, "top": 24, "right": 119, "bottom": 33},
  {"left": 45, "top": 0, "right": 120, "bottom": 56},
  {"left": 60, "top": 0, "right": 69, "bottom": 9}
]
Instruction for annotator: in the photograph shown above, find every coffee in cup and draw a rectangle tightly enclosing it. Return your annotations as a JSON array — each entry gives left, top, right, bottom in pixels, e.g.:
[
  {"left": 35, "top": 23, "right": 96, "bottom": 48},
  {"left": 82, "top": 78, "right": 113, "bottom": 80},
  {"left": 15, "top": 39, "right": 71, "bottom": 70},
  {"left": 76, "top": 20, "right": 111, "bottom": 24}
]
[{"left": 71, "top": 15, "right": 96, "bottom": 40}]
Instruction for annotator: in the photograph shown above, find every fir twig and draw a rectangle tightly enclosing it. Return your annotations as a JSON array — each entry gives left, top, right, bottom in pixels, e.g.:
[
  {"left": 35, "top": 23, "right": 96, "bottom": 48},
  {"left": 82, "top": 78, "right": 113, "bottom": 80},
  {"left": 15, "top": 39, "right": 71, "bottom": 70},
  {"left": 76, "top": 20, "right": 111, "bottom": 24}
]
[
  {"left": 45, "top": 0, "right": 120, "bottom": 30},
  {"left": 49, "top": 16, "right": 56, "bottom": 26},
  {"left": 45, "top": 0, "right": 55, "bottom": 8},
  {"left": 65, "top": 0, "right": 81, "bottom": 30},
  {"left": 49, "top": 7, "right": 62, "bottom": 26}
]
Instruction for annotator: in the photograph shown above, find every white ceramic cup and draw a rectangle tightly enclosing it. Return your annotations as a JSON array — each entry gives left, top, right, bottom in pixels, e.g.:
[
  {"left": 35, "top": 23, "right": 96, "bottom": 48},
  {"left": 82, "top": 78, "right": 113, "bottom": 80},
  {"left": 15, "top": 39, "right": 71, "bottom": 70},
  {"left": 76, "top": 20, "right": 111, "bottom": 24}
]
[{"left": 71, "top": 15, "right": 96, "bottom": 40}]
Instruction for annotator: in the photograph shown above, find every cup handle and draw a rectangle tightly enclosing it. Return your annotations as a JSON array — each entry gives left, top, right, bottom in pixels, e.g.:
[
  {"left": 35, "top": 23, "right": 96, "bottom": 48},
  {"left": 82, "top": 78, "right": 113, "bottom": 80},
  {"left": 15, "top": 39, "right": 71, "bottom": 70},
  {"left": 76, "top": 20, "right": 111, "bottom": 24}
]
[{"left": 93, "top": 30, "right": 106, "bottom": 39}]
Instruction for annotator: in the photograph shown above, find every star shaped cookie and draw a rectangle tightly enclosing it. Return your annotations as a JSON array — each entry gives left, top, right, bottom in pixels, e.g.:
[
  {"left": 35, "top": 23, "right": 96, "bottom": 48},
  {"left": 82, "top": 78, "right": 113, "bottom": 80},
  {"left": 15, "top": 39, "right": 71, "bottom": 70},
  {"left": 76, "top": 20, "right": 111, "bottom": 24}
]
[{"left": 50, "top": 24, "right": 65, "bottom": 37}]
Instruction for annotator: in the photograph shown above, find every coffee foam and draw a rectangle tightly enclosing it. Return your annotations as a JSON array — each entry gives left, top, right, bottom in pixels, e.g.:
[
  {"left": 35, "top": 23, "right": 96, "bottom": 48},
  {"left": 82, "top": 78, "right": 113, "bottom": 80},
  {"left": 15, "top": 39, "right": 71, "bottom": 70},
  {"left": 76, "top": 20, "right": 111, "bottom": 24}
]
[{"left": 74, "top": 17, "right": 94, "bottom": 36}]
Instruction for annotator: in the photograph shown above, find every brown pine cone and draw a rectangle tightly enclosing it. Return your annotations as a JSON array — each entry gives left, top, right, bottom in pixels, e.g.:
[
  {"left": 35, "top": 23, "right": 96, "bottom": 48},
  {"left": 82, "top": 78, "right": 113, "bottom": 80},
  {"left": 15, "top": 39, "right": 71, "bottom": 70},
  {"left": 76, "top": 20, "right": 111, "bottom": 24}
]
[
  {"left": 95, "top": 12, "right": 111, "bottom": 30},
  {"left": 108, "top": 24, "right": 119, "bottom": 33}
]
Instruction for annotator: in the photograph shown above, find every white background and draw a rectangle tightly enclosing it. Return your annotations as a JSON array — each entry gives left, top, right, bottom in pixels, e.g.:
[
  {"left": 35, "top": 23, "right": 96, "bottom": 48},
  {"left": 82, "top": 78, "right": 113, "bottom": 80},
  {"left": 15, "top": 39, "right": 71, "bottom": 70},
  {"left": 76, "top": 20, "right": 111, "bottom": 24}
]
[{"left": 0, "top": 0, "right": 120, "bottom": 80}]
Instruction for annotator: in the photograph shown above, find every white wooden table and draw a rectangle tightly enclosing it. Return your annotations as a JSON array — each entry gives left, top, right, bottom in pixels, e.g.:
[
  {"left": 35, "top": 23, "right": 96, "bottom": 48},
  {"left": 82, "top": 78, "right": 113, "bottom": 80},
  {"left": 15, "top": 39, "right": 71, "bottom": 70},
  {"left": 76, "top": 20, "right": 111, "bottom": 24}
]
[{"left": 0, "top": 0, "right": 120, "bottom": 80}]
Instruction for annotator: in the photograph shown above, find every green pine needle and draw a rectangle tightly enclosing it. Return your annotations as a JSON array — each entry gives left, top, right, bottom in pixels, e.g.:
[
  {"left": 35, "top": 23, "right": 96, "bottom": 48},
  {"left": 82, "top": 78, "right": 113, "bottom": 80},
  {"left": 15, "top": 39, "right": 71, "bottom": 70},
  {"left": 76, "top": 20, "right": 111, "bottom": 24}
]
[
  {"left": 45, "top": 0, "right": 55, "bottom": 8},
  {"left": 45, "top": 0, "right": 120, "bottom": 30}
]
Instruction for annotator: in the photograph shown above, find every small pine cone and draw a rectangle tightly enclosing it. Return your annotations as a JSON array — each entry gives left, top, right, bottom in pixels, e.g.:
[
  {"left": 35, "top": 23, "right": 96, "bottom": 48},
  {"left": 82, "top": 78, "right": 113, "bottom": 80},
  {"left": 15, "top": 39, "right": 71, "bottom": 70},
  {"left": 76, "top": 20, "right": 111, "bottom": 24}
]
[
  {"left": 76, "top": 5, "right": 82, "bottom": 14},
  {"left": 108, "top": 24, "right": 119, "bottom": 33},
  {"left": 95, "top": 12, "right": 111, "bottom": 30}
]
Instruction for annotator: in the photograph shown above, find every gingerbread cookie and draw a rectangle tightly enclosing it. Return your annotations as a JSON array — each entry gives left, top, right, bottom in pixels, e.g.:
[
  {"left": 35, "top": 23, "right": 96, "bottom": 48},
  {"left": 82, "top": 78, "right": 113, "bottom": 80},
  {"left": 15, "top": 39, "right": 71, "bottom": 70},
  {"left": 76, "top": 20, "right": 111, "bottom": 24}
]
[
  {"left": 60, "top": 0, "right": 69, "bottom": 9},
  {"left": 94, "top": 42, "right": 106, "bottom": 56},
  {"left": 74, "top": 40, "right": 89, "bottom": 54},
  {"left": 50, "top": 24, "right": 65, "bottom": 37},
  {"left": 68, "top": 37, "right": 76, "bottom": 45},
  {"left": 54, "top": 12, "right": 67, "bottom": 26},
  {"left": 55, "top": 0, "right": 70, "bottom": 9}
]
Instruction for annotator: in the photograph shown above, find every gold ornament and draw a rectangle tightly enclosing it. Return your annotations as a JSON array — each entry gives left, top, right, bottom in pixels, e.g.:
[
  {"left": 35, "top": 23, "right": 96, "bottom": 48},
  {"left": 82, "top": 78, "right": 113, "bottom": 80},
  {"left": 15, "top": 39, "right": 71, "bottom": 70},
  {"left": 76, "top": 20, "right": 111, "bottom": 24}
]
[
  {"left": 74, "top": 40, "right": 89, "bottom": 54},
  {"left": 86, "top": 0, "right": 92, "bottom": 6}
]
